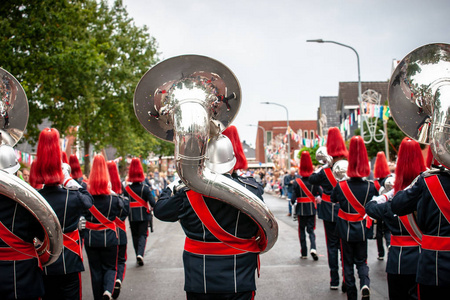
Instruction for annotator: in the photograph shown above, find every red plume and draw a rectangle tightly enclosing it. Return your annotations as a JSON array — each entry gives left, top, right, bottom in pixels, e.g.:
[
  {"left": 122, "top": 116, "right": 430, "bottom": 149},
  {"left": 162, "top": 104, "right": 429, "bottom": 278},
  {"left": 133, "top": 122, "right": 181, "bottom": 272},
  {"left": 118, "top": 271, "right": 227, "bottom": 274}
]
[
  {"left": 107, "top": 161, "right": 122, "bottom": 194},
  {"left": 299, "top": 151, "right": 314, "bottom": 177},
  {"left": 128, "top": 158, "right": 145, "bottom": 183},
  {"left": 373, "top": 151, "right": 390, "bottom": 179},
  {"left": 347, "top": 136, "right": 370, "bottom": 178},
  {"left": 88, "top": 155, "right": 111, "bottom": 195},
  {"left": 394, "top": 138, "right": 426, "bottom": 193},
  {"left": 35, "top": 128, "right": 64, "bottom": 186},
  {"left": 222, "top": 125, "right": 248, "bottom": 170},
  {"left": 326, "top": 127, "right": 348, "bottom": 158},
  {"left": 69, "top": 154, "right": 83, "bottom": 179}
]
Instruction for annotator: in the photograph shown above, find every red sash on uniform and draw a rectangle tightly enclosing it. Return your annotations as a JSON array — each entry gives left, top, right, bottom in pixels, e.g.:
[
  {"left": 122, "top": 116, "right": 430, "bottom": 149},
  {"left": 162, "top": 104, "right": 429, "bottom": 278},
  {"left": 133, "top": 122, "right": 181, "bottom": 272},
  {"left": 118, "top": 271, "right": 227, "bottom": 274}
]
[
  {"left": 390, "top": 235, "right": 420, "bottom": 247},
  {"left": 398, "top": 215, "right": 422, "bottom": 245},
  {"left": 114, "top": 218, "right": 126, "bottom": 232},
  {"left": 85, "top": 206, "right": 117, "bottom": 237},
  {"left": 321, "top": 193, "right": 331, "bottom": 203},
  {"left": 296, "top": 178, "right": 316, "bottom": 208},
  {"left": 324, "top": 168, "right": 337, "bottom": 188},
  {"left": 125, "top": 186, "right": 150, "bottom": 213},
  {"left": 374, "top": 180, "right": 381, "bottom": 192},
  {"left": 0, "top": 221, "right": 39, "bottom": 262},
  {"left": 338, "top": 181, "right": 372, "bottom": 228},
  {"left": 185, "top": 190, "right": 264, "bottom": 254},
  {"left": 63, "top": 230, "right": 82, "bottom": 259},
  {"left": 420, "top": 175, "right": 450, "bottom": 251}
]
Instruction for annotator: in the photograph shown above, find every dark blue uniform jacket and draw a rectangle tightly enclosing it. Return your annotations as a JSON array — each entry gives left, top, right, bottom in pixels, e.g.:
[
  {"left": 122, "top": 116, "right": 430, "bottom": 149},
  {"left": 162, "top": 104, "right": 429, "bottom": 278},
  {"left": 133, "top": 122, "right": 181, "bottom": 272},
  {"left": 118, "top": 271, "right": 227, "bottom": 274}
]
[
  {"left": 309, "top": 167, "right": 340, "bottom": 222},
  {"left": 290, "top": 177, "right": 322, "bottom": 216},
  {"left": 331, "top": 178, "right": 378, "bottom": 242},
  {"left": 125, "top": 182, "right": 155, "bottom": 222},
  {"left": 366, "top": 200, "right": 419, "bottom": 275},
  {"left": 39, "top": 185, "right": 93, "bottom": 275},
  {"left": 154, "top": 174, "right": 264, "bottom": 294},
  {"left": 84, "top": 194, "right": 125, "bottom": 247},
  {"left": 0, "top": 195, "right": 45, "bottom": 299},
  {"left": 391, "top": 172, "right": 450, "bottom": 286}
]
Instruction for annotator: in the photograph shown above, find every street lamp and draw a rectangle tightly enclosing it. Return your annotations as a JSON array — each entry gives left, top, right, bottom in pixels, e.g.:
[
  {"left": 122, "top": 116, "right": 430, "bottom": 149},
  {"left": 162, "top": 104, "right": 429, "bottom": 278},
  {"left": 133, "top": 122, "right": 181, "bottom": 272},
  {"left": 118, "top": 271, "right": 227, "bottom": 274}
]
[
  {"left": 306, "top": 39, "right": 365, "bottom": 142},
  {"left": 261, "top": 102, "right": 290, "bottom": 170},
  {"left": 247, "top": 124, "right": 267, "bottom": 167}
]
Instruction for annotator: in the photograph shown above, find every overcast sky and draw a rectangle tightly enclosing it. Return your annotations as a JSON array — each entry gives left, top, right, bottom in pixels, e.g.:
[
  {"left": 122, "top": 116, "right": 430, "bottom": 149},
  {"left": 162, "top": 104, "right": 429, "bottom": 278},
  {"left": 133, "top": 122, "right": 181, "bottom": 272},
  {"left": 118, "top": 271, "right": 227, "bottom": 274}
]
[{"left": 122, "top": 0, "right": 450, "bottom": 146}]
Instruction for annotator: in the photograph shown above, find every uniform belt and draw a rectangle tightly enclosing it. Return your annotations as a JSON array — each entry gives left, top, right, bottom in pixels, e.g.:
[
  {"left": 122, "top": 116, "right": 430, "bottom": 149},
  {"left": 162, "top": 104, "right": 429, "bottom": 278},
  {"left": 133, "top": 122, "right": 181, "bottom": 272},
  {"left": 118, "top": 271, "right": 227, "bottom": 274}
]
[
  {"left": 85, "top": 221, "right": 116, "bottom": 232},
  {"left": 390, "top": 235, "right": 419, "bottom": 247},
  {"left": 422, "top": 235, "right": 450, "bottom": 251},
  {"left": 297, "top": 197, "right": 313, "bottom": 203},
  {"left": 63, "top": 230, "right": 82, "bottom": 258},
  {"left": 184, "top": 237, "right": 248, "bottom": 255},
  {"left": 0, "top": 244, "right": 37, "bottom": 261},
  {"left": 338, "top": 209, "right": 364, "bottom": 222},
  {"left": 114, "top": 218, "right": 126, "bottom": 232},
  {"left": 321, "top": 194, "right": 331, "bottom": 203}
]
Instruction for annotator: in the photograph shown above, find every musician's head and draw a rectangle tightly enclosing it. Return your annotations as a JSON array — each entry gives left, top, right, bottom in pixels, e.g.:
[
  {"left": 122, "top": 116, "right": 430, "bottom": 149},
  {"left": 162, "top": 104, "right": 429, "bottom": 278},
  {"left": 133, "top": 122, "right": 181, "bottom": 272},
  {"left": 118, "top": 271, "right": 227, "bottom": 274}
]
[
  {"left": 205, "top": 134, "right": 236, "bottom": 174},
  {"left": 347, "top": 136, "right": 370, "bottom": 178},
  {"left": 326, "top": 127, "right": 348, "bottom": 159},
  {"left": 299, "top": 151, "right": 314, "bottom": 177},
  {"left": 69, "top": 154, "right": 83, "bottom": 179},
  {"left": 374, "top": 151, "right": 390, "bottom": 179},
  {"left": 394, "top": 137, "right": 426, "bottom": 193},
  {"left": 88, "top": 154, "right": 111, "bottom": 195},
  {"left": 222, "top": 125, "right": 247, "bottom": 171},
  {"left": 128, "top": 158, "right": 145, "bottom": 183},
  {"left": 107, "top": 160, "right": 122, "bottom": 195},
  {"left": 36, "top": 128, "right": 64, "bottom": 186}
]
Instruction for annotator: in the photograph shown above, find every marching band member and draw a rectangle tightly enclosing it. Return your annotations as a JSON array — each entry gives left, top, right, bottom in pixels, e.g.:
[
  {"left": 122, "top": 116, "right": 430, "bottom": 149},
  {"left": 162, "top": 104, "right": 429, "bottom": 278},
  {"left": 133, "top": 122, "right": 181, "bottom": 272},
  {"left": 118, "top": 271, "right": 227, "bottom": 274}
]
[
  {"left": 29, "top": 160, "right": 43, "bottom": 190},
  {"left": 372, "top": 151, "right": 392, "bottom": 260},
  {"left": 0, "top": 144, "right": 45, "bottom": 300},
  {"left": 84, "top": 155, "right": 125, "bottom": 300},
  {"left": 366, "top": 138, "right": 424, "bottom": 299},
  {"left": 391, "top": 146, "right": 450, "bottom": 299},
  {"left": 331, "top": 136, "right": 377, "bottom": 300},
  {"left": 125, "top": 158, "right": 155, "bottom": 266},
  {"left": 69, "top": 154, "right": 88, "bottom": 189},
  {"left": 107, "top": 160, "right": 129, "bottom": 299},
  {"left": 291, "top": 151, "right": 321, "bottom": 260},
  {"left": 309, "top": 127, "right": 347, "bottom": 290},
  {"left": 35, "top": 128, "right": 94, "bottom": 300},
  {"left": 154, "top": 135, "right": 263, "bottom": 300}
]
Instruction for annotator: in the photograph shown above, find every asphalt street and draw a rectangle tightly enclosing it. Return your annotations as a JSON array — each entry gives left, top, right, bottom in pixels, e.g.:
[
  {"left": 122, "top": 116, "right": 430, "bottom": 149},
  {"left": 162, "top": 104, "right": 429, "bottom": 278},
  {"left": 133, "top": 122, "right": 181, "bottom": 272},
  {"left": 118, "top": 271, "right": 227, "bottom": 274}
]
[{"left": 81, "top": 192, "right": 389, "bottom": 300}]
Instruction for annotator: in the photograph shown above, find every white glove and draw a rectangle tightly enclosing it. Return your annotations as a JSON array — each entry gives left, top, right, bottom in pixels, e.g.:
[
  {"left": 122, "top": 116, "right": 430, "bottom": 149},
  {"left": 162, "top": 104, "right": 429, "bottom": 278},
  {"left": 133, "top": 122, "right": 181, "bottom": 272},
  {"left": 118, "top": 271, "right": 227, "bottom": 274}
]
[
  {"left": 315, "top": 195, "right": 322, "bottom": 204},
  {"left": 384, "top": 189, "right": 394, "bottom": 200},
  {"left": 371, "top": 191, "right": 392, "bottom": 204},
  {"left": 168, "top": 180, "right": 180, "bottom": 192},
  {"left": 62, "top": 163, "right": 82, "bottom": 189},
  {"left": 78, "top": 216, "right": 86, "bottom": 230}
]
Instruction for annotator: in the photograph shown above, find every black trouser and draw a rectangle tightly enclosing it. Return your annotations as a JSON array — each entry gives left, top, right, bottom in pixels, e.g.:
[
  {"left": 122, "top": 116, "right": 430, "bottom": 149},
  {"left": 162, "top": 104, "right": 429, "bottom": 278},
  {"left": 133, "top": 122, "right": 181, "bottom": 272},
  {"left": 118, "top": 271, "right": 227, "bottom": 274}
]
[
  {"left": 298, "top": 215, "right": 316, "bottom": 256},
  {"left": 85, "top": 245, "right": 118, "bottom": 300},
  {"left": 376, "top": 220, "right": 391, "bottom": 257},
  {"left": 43, "top": 272, "right": 81, "bottom": 300},
  {"left": 130, "top": 221, "right": 149, "bottom": 257},
  {"left": 418, "top": 284, "right": 450, "bottom": 300},
  {"left": 341, "top": 239, "right": 369, "bottom": 300},
  {"left": 387, "top": 273, "right": 417, "bottom": 300},
  {"left": 186, "top": 291, "right": 255, "bottom": 300},
  {"left": 323, "top": 220, "right": 341, "bottom": 286},
  {"left": 116, "top": 244, "right": 127, "bottom": 283}
]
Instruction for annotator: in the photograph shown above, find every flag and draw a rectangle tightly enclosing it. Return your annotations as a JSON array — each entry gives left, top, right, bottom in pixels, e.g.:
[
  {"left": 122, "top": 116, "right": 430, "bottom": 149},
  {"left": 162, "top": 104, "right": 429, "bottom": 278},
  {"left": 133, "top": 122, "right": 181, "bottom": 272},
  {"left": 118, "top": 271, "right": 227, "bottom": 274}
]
[
  {"left": 383, "top": 106, "right": 390, "bottom": 120},
  {"left": 379, "top": 106, "right": 384, "bottom": 119}
]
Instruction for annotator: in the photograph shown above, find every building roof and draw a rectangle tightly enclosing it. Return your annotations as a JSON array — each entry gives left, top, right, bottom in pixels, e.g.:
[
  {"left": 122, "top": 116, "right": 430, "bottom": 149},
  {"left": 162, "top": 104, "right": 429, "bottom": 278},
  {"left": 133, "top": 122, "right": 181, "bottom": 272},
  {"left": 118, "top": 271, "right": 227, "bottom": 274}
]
[{"left": 338, "top": 81, "right": 389, "bottom": 110}]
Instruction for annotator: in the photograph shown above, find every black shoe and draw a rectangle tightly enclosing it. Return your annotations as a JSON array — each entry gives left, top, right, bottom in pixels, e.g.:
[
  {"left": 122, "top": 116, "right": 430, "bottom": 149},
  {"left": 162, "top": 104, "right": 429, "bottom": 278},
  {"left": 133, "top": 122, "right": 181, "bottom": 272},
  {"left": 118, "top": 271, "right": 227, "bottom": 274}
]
[
  {"left": 342, "top": 283, "right": 347, "bottom": 293},
  {"left": 112, "top": 280, "right": 121, "bottom": 299},
  {"left": 137, "top": 255, "right": 144, "bottom": 266},
  {"left": 361, "top": 285, "right": 370, "bottom": 299}
]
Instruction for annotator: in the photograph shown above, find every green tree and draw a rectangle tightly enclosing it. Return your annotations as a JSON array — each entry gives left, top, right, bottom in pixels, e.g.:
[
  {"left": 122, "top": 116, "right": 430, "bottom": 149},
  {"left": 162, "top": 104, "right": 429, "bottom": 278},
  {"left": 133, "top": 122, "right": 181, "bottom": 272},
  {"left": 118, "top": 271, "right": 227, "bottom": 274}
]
[
  {"left": 0, "top": 0, "right": 174, "bottom": 174},
  {"left": 297, "top": 145, "right": 320, "bottom": 165}
]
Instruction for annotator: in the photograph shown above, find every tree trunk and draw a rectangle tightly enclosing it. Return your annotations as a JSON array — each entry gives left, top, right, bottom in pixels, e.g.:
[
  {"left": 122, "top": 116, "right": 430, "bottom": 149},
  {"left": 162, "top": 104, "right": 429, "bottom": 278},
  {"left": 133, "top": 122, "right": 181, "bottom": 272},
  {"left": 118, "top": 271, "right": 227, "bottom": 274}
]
[{"left": 83, "top": 139, "right": 91, "bottom": 176}]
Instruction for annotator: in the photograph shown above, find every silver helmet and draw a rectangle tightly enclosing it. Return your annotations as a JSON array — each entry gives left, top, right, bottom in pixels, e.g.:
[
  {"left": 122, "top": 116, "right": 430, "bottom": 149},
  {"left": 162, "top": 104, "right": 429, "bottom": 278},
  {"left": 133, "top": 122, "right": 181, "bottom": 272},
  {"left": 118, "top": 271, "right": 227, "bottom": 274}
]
[
  {"left": 316, "top": 146, "right": 333, "bottom": 165},
  {"left": 0, "top": 144, "right": 20, "bottom": 174},
  {"left": 205, "top": 134, "right": 236, "bottom": 174}
]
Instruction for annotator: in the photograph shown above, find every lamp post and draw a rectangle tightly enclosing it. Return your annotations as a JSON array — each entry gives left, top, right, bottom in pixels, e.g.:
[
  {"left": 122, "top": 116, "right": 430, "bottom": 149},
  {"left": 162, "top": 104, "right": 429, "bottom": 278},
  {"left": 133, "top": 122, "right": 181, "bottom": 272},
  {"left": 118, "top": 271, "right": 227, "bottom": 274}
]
[
  {"left": 261, "top": 102, "right": 290, "bottom": 170},
  {"left": 306, "top": 39, "right": 365, "bottom": 142},
  {"left": 247, "top": 124, "right": 267, "bottom": 167}
]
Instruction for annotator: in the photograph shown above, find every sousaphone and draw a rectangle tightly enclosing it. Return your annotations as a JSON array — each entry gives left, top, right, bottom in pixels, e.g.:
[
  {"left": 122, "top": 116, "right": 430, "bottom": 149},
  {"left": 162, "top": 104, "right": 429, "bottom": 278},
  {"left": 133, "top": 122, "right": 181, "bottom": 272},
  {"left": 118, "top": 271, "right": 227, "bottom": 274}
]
[
  {"left": 134, "top": 55, "right": 278, "bottom": 253},
  {"left": 0, "top": 68, "right": 63, "bottom": 266},
  {"left": 388, "top": 43, "right": 450, "bottom": 240}
]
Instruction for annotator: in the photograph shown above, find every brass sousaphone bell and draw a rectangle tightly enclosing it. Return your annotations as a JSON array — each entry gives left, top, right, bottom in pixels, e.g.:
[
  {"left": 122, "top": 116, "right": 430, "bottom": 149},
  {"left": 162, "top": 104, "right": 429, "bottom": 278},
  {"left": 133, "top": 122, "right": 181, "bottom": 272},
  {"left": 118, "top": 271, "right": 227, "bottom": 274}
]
[
  {"left": 388, "top": 43, "right": 450, "bottom": 240},
  {"left": 0, "top": 68, "right": 63, "bottom": 266},
  {"left": 134, "top": 55, "right": 278, "bottom": 253}
]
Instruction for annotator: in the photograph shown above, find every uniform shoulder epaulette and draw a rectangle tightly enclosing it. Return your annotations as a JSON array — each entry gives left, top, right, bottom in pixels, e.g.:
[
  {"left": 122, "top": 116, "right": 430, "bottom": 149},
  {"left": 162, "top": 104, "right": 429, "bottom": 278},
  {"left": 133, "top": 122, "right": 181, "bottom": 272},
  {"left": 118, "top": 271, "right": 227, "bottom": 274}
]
[
  {"left": 237, "top": 176, "right": 258, "bottom": 189},
  {"left": 422, "top": 168, "right": 444, "bottom": 177},
  {"left": 62, "top": 185, "right": 79, "bottom": 191}
]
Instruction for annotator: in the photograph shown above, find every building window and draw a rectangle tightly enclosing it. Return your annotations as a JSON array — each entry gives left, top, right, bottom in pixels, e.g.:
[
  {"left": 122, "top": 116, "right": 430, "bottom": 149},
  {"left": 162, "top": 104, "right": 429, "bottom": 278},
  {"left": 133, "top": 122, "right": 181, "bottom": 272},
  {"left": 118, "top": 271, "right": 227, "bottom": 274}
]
[
  {"left": 266, "top": 131, "right": 272, "bottom": 145},
  {"left": 310, "top": 130, "right": 314, "bottom": 139},
  {"left": 304, "top": 130, "right": 308, "bottom": 139}
]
